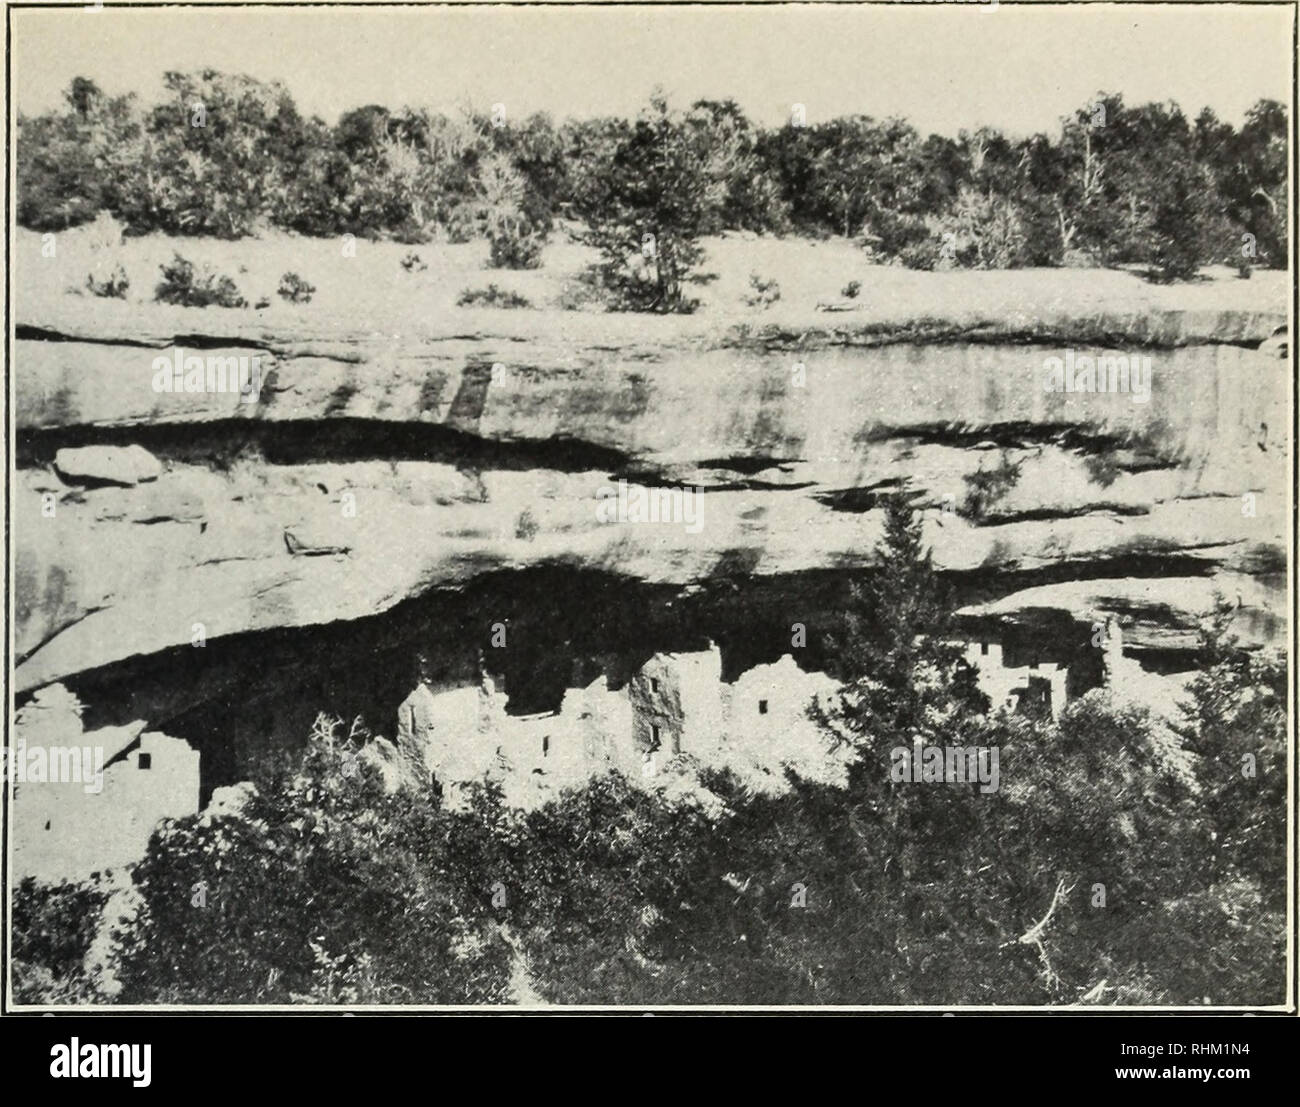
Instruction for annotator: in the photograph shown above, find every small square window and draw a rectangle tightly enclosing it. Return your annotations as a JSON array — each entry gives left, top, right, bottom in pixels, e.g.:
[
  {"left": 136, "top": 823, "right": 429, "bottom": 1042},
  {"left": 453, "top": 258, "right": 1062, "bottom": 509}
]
[
  {"left": 138, "top": 753, "right": 152, "bottom": 770},
  {"left": 758, "top": 700, "right": 769, "bottom": 715}
]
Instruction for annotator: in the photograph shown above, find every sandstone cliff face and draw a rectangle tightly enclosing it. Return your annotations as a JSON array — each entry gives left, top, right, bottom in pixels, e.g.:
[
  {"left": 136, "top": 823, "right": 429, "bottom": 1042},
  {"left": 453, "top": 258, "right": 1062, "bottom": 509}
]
[{"left": 13, "top": 265, "right": 1289, "bottom": 746}]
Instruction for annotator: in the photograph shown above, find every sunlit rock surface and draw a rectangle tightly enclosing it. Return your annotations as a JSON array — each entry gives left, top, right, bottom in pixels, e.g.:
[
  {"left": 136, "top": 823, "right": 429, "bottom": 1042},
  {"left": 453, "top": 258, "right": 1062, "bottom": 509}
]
[{"left": 13, "top": 254, "right": 1287, "bottom": 762}]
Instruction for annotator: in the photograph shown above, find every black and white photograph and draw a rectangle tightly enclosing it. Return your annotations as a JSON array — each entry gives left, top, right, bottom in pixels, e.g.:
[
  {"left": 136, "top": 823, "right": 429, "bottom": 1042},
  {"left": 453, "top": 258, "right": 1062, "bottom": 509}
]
[{"left": 2, "top": 0, "right": 1294, "bottom": 1029}]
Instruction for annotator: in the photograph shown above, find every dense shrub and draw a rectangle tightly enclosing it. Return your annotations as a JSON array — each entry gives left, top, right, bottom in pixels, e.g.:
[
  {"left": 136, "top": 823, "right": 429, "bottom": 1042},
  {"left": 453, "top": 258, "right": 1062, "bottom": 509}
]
[
  {"left": 896, "top": 236, "right": 944, "bottom": 271},
  {"left": 744, "top": 272, "right": 781, "bottom": 309},
  {"left": 86, "top": 264, "right": 130, "bottom": 298},
  {"left": 489, "top": 226, "right": 545, "bottom": 270},
  {"left": 12, "top": 876, "right": 110, "bottom": 1003},
  {"left": 928, "top": 187, "right": 1031, "bottom": 270},
  {"left": 477, "top": 151, "right": 547, "bottom": 269},
  {"left": 1139, "top": 161, "right": 1219, "bottom": 282},
  {"left": 457, "top": 284, "right": 531, "bottom": 309},
  {"left": 277, "top": 271, "right": 315, "bottom": 303},
  {"left": 1181, "top": 615, "right": 1288, "bottom": 901},
  {"left": 114, "top": 716, "right": 514, "bottom": 1004},
  {"left": 154, "top": 254, "right": 248, "bottom": 308}
]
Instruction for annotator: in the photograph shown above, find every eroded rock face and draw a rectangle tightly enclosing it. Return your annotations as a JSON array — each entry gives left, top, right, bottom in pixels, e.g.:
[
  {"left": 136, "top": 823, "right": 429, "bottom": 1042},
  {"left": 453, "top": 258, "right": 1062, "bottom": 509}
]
[{"left": 12, "top": 294, "right": 1288, "bottom": 748}]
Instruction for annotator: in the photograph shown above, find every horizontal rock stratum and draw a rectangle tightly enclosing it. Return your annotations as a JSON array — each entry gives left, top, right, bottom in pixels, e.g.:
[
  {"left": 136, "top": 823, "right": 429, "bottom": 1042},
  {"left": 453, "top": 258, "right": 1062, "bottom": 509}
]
[{"left": 13, "top": 262, "right": 1289, "bottom": 702}]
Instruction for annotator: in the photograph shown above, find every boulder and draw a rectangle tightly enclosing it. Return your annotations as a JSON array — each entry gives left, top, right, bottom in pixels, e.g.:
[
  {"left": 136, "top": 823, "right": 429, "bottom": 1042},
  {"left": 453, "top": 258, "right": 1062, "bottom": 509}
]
[
  {"left": 203, "top": 781, "right": 258, "bottom": 819},
  {"left": 54, "top": 445, "right": 162, "bottom": 487}
]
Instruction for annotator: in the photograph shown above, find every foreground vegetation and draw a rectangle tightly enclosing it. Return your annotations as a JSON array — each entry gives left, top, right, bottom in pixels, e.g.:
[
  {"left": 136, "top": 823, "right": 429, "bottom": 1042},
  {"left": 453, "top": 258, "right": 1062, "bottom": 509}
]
[{"left": 14, "top": 497, "right": 1285, "bottom": 1006}]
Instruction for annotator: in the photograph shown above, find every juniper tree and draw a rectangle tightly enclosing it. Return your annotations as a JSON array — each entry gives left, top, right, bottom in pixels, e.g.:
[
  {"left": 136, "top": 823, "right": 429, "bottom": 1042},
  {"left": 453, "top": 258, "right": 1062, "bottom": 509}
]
[
  {"left": 571, "top": 94, "right": 716, "bottom": 313},
  {"left": 829, "top": 489, "right": 981, "bottom": 746}
]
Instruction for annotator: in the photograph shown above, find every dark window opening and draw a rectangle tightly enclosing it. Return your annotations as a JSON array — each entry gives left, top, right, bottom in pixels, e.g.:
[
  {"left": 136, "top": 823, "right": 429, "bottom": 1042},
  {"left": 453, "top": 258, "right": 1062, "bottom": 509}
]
[
  {"left": 650, "top": 678, "right": 659, "bottom": 693},
  {"left": 542, "top": 735, "right": 549, "bottom": 757},
  {"left": 650, "top": 724, "right": 661, "bottom": 750},
  {"left": 758, "top": 699, "right": 769, "bottom": 715},
  {"left": 980, "top": 642, "right": 989, "bottom": 656},
  {"left": 138, "top": 753, "right": 152, "bottom": 770}
]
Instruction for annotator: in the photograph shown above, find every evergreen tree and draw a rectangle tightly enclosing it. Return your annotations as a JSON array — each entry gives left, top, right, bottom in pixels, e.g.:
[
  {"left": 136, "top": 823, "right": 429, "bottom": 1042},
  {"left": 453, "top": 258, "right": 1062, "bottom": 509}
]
[
  {"left": 571, "top": 94, "right": 716, "bottom": 313},
  {"left": 828, "top": 489, "right": 981, "bottom": 746}
]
